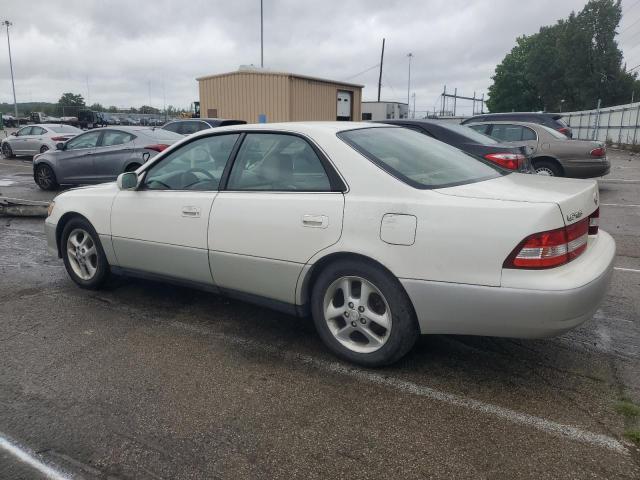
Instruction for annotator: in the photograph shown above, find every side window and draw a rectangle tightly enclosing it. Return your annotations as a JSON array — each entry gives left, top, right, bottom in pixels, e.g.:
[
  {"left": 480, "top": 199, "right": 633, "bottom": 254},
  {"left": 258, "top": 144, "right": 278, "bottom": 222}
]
[
  {"left": 32, "top": 126, "right": 46, "bottom": 135},
  {"left": 521, "top": 127, "right": 537, "bottom": 141},
  {"left": 66, "top": 131, "right": 101, "bottom": 150},
  {"left": 144, "top": 133, "right": 239, "bottom": 191},
  {"left": 490, "top": 124, "right": 525, "bottom": 142},
  {"left": 362, "top": 113, "right": 372, "bottom": 120},
  {"left": 469, "top": 124, "right": 489, "bottom": 135},
  {"left": 197, "top": 121, "right": 213, "bottom": 131},
  {"left": 17, "top": 127, "right": 33, "bottom": 136},
  {"left": 101, "top": 130, "right": 135, "bottom": 147},
  {"left": 227, "top": 133, "right": 332, "bottom": 192},
  {"left": 179, "top": 121, "right": 200, "bottom": 135}
]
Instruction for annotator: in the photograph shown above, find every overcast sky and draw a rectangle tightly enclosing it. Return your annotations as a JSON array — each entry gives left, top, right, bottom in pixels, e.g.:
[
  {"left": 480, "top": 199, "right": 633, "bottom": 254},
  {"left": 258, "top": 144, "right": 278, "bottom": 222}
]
[{"left": 2, "top": 0, "right": 640, "bottom": 115}]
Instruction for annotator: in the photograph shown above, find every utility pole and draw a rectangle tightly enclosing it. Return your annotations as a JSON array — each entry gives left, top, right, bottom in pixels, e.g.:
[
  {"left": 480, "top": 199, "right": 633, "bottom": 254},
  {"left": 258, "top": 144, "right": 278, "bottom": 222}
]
[
  {"left": 377, "top": 38, "right": 385, "bottom": 102},
  {"left": 260, "top": 0, "right": 264, "bottom": 68},
  {"left": 407, "top": 53, "right": 413, "bottom": 111},
  {"left": 2, "top": 20, "right": 18, "bottom": 118},
  {"left": 412, "top": 92, "right": 416, "bottom": 119}
]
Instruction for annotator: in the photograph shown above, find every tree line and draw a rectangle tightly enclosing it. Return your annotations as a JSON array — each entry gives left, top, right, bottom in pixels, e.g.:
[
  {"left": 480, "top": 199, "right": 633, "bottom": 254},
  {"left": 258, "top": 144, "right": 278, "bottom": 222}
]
[{"left": 487, "top": 0, "right": 639, "bottom": 113}]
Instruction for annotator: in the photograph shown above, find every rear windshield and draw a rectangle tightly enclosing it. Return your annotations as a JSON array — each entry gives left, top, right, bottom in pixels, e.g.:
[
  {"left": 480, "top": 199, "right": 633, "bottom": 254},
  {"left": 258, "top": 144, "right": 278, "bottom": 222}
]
[
  {"left": 539, "top": 125, "right": 568, "bottom": 139},
  {"left": 49, "top": 125, "right": 82, "bottom": 133},
  {"left": 444, "top": 123, "right": 498, "bottom": 144},
  {"left": 339, "top": 127, "right": 505, "bottom": 189}
]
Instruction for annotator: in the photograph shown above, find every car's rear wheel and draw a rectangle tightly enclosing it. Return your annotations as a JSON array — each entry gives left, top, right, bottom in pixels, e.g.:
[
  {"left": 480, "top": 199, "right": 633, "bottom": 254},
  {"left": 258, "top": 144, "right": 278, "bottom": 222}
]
[
  {"left": 311, "top": 259, "right": 418, "bottom": 367},
  {"left": 39, "top": 145, "right": 49, "bottom": 154},
  {"left": 35, "top": 164, "right": 59, "bottom": 190},
  {"left": 61, "top": 218, "right": 110, "bottom": 289},
  {"left": 2, "top": 142, "right": 12, "bottom": 158},
  {"left": 534, "top": 160, "right": 562, "bottom": 177}
]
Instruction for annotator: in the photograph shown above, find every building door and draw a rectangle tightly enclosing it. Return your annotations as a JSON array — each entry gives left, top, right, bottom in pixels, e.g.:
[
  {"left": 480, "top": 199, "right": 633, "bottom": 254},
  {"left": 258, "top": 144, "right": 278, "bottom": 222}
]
[{"left": 337, "top": 91, "right": 352, "bottom": 121}]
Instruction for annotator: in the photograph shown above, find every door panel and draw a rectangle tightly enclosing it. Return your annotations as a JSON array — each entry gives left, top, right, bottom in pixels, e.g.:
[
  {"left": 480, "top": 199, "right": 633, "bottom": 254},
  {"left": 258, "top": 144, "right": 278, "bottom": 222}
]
[
  {"left": 111, "top": 190, "right": 216, "bottom": 283},
  {"left": 209, "top": 192, "right": 344, "bottom": 303},
  {"left": 57, "top": 131, "right": 102, "bottom": 182}
]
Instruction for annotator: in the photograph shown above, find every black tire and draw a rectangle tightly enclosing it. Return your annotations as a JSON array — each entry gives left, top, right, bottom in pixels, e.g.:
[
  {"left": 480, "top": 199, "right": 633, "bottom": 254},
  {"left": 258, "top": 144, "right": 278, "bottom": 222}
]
[
  {"left": 125, "top": 163, "right": 141, "bottom": 172},
  {"left": 35, "top": 164, "right": 59, "bottom": 190},
  {"left": 61, "top": 217, "right": 110, "bottom": 290},
  {"left": 533, "top": 159, "right": 562, "bottom": 177},
  {"left": 311, "top": 259, "right": 419, "bottom": 367},
  {"left": 39, "top": 145, "right": 49, "bottom": 154},
  {"left": 2, "top": 142, "right": 12, "bottom": 158}
]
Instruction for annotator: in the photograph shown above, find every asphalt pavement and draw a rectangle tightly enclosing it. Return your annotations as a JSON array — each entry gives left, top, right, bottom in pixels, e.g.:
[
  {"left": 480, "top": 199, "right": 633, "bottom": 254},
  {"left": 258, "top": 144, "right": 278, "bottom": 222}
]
[{"left": 0, "top": 150, "right": 639, "bottom": 479}]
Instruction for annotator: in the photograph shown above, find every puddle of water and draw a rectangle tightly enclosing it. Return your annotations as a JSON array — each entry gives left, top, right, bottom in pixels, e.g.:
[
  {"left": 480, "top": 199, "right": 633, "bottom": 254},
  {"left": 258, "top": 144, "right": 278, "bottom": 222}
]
[{"left": 0, "top": 179, "right": 16, "bottom": 186}]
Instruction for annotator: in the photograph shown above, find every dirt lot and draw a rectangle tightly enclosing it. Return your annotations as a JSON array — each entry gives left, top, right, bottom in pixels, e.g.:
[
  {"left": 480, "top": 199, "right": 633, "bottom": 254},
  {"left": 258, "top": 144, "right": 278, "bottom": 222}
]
[{"left": 0, "top": 149, "right": 639, "bottom": 479}]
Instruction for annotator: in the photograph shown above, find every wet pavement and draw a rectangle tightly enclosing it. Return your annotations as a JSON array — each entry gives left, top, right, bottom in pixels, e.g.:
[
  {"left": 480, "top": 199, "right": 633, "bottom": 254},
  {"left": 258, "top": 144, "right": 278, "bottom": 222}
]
[{"left": 0, "top": 150, "right": 639, "bottom": 479}]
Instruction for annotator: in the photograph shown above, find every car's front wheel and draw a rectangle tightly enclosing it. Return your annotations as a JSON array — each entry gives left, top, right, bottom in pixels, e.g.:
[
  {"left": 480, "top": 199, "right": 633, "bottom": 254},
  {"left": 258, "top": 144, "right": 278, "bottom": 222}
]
[
  {"left": 61, "top": 218, "right": 110, "bottom": 289},
  {"left": 2, "top": 142, "right": 13, "bottom": 158},
  {"left": 39, "top": 145, "right": 49, "bottom": 154},
  {"left": 35, "top": 164, "right": 59, "bottom": 190},
  {"left": 311, "top": 259, "right": 419, "bottom": 367}
]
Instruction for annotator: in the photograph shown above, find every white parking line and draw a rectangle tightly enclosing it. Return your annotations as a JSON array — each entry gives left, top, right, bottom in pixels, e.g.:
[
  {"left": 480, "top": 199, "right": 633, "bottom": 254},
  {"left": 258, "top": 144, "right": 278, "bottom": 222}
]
[
  {"left": 170, "top": 323, "right": 628, "bottom": 455},
  {"left": 0, "top": 435, "right": 71, "bottom": 480},
  {"left": 601, "top": 203, "right": 640, "bottom": 208},
  {"left": 614, "top": 267, "right": 640, "bottom": 273}
]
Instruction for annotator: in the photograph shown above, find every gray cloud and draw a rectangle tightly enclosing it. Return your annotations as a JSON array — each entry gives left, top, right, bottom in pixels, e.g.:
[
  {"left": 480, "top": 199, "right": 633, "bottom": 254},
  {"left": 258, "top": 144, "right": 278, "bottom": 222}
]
[{"left": 2, "top": 0, "right": 633, "bottom": 115}]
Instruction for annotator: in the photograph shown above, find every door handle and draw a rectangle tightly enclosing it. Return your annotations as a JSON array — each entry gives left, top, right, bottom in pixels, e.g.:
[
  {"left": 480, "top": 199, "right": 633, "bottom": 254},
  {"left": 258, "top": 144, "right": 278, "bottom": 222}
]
[
  {"left": 181, "top": 206, "right": 201, "bottom": 218},
  {"left": 302, "top": 214, "right": 328, "bottom": 228}
]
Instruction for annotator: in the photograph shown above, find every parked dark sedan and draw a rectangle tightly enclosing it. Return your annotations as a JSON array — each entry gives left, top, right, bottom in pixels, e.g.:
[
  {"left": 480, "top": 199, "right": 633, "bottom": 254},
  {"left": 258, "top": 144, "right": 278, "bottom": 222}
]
[
  {"left": 32, "top": 127, "right": 183, "bottom": 190},
  {"left": 376, "top": 119, "right": 534, "bottom": 173},
  {"left": 161, "top": 118, "right": 246, "bottom": 136},
  {"left": 461, "top": 112, "right": 572, "bottom": 138}
]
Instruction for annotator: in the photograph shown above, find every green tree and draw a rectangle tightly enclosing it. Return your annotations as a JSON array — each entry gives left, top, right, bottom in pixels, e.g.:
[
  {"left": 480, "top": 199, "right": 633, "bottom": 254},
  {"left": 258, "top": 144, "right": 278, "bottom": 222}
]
[
  {"left": 487, "top": 0, "right": 640, "bottom": 112},
  {"left": 58, "top": 92, "right": 85, "bottom": 107},
  {"left": 89, "top": 102, "right": 104, "bottom": 112}
]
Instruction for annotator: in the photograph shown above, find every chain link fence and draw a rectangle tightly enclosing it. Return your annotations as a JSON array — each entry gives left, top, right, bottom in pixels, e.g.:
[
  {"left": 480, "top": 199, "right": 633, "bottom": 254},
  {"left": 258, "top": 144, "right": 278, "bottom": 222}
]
[{"left": 563, "top": 102, "right": 640, "bottom": 145}]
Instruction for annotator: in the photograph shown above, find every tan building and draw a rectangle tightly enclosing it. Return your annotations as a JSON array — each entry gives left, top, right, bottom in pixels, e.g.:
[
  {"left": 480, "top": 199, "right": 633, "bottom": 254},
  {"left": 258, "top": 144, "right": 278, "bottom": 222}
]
[{"left": 196, "top": 67, "right": 363, "bottom": 123}]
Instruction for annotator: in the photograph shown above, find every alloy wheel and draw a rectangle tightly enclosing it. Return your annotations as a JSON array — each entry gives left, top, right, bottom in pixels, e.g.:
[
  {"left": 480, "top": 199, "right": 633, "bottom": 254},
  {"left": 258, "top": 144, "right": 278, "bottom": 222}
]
[
  {"left": 66, "top": 229, "right": 98, "bottom": 280},
  {"left": 40, "top": 145, "right": 49, "bottom": 153},
  {"left": 535, "top": 167, "right": 555, "bottom": 176},
  {"left": 323, "top": 276, "right": 392, "bottom": 353},
  {"left": 36, "top": 166, "right": 54, "bottom": 189}
]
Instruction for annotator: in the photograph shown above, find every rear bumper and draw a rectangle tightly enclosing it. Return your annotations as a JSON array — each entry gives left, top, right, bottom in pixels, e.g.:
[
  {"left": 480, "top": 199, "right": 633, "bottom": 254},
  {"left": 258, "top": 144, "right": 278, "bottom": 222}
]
[
  {"left": 565, "top": 159, "right": 610, "bottom": 178},
  {"left": 402, "top": 231, "right": 615, "bottom": 338}
]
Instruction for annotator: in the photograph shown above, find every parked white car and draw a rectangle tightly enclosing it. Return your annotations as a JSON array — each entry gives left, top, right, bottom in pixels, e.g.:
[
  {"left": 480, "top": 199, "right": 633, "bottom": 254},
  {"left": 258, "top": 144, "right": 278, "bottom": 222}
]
[
  {"left": 2, "top": 123, "right": 82, "bottom": 157},
  {"left": 45, "top": 122, "right": 615, "bottom": 366}
]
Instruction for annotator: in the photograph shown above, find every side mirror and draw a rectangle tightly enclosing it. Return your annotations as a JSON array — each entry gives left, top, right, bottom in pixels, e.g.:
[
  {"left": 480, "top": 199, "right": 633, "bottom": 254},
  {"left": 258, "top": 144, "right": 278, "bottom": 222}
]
[
  {"left": 142, "top": 152, "right": 150, "bottom": 163},
  {"left": 117, "top": 172, "right": 138, "bottom": 190},
  {"left": 10, "top": 131, "right": 17, "bottom": 136},
  {"left": 56, "top": 142, "right": 65, "bottom": 150}
]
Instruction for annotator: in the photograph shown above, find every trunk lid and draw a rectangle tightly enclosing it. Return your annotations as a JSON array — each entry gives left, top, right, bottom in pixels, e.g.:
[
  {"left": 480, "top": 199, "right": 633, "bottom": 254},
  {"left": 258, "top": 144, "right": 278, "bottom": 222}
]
[{"left": 436, "top": 173, "right": 599, "bottom": 225}]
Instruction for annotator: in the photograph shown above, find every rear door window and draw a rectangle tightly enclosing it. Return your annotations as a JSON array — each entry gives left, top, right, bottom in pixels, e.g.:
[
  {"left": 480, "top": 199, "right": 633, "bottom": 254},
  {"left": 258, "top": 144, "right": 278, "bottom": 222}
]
[
  {"left": 490, "top": 124, "right": 535, "bottom": 142},
  {"left": 101, "top": 130, "right": 135, "bottom": 147}
]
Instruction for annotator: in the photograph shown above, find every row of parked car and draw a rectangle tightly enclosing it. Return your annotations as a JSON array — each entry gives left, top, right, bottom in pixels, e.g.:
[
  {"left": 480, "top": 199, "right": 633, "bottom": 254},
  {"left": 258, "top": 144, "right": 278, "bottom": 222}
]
[{"left": 0, "top": 113, "right": 608, "bottom": 192}]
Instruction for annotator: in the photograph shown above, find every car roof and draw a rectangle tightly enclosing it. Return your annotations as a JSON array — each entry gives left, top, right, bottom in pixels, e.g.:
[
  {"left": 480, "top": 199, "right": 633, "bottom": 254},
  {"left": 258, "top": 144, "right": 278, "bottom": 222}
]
[
  {"left": 184, "top": 121, "right": 391, "bottom": 138},
  {"left": 466, "top": 120, "right": 543, "bottom": 128}
]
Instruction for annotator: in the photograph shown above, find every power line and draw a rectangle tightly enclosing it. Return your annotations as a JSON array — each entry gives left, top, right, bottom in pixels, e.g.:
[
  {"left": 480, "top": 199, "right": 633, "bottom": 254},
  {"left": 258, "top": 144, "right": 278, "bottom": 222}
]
[{"left": 342, "top": 64, "right": 380, "bottom": 81}]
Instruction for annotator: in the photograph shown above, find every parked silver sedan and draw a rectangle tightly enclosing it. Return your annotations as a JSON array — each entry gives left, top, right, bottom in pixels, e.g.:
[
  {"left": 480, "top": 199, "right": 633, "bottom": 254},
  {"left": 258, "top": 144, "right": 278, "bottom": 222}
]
[
  {"left": 467, "top": 120, "right": 610, "bottom": 178},
  {"left": 2, "top": 124, "right": 83, "bottom": 157},
  {"left": 32, "top": 126, "right": 183, "bottom": 190}
]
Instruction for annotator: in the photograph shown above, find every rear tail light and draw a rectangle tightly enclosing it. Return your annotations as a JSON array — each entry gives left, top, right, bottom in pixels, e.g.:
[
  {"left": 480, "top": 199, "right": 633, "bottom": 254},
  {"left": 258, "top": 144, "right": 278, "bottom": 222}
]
[
  {"left": 504, "top": 218, "right": 589, "bottom": 269},
  {"left": 590, "top": 147, "right": 605, "bottom": 157},
  {"left": 483, "top": 153, "right": 525, "bottom": 170},
  {"left": 51, "top": 136, "right": 68, "bottom": 141},
  {"left": 558, "top": 127, "right": 571, "bottom": 136},
  {"left": 144, "top": 144, "right": 170, "bottom": 152},
  {"left": 588, "top": 207, "right": 599, "bottom": 235}
]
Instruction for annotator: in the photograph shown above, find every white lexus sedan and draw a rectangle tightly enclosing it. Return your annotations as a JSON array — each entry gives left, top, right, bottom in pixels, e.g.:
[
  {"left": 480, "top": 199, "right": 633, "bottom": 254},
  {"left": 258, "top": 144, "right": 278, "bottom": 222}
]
[{"left": 45, "top": 122, "right": 615, "bottom": 366}]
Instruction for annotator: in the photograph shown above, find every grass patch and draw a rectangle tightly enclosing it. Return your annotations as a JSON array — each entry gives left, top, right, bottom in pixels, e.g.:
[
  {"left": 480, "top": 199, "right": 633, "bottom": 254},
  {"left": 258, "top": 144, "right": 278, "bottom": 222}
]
[
  {"left": 624, "top": 429, "right": 640, "bottom": 446},
  {"left": 615, "top": 400, "right": 640, "bottom": 419}
]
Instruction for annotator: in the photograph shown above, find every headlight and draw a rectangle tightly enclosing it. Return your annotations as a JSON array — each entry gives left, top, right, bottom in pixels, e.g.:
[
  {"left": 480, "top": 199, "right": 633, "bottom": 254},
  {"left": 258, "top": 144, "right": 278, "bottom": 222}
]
[{"left": 47, "top": 201, "right": 55, "bottom": 217}]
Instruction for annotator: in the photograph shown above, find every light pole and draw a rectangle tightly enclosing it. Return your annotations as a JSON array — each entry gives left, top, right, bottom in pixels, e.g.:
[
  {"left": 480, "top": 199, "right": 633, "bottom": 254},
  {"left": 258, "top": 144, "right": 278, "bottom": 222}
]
[
  {"left": 260, "top": 0, "right": 264, "bottom": 68},
  {"left": 407, "top": 53, "right": 413, "bottom": 117},
  {"left": 2, "top": 20, "right": 17, "bottom": 118}
]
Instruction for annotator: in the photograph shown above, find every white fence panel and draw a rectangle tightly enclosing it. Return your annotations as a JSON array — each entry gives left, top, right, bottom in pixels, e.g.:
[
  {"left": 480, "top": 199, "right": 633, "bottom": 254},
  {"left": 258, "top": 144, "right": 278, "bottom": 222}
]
[{"left": 563, "top": 102, "right": 640, "bottom": 144}]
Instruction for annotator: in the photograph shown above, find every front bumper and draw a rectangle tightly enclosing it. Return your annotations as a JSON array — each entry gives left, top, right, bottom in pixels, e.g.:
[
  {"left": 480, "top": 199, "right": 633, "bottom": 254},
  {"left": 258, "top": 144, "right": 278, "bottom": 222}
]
[
  {"left": 45, "top": 219, "right": 58, "bottom": 257},
  {"left": 402, "top": 231, "right": 615, "bottom": 338}
]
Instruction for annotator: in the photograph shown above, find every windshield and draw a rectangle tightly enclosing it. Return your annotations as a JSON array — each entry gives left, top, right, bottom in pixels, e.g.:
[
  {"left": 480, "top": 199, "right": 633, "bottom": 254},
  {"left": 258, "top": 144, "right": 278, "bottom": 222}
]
[
  {"left": 49, "top": 125, "right": 82, "bottom": 133},
  {"left": 339, "top": 127, "right": 505, "bottom": 189},
  {"left": 444, "top": 123, "right": 498, "bottom": 144}
]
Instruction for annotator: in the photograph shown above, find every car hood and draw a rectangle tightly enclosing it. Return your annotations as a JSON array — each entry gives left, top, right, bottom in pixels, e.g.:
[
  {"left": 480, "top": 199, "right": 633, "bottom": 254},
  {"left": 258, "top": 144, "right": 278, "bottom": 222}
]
[{"left": 435, "top": 173, "right": 599, "bottom": 225}]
